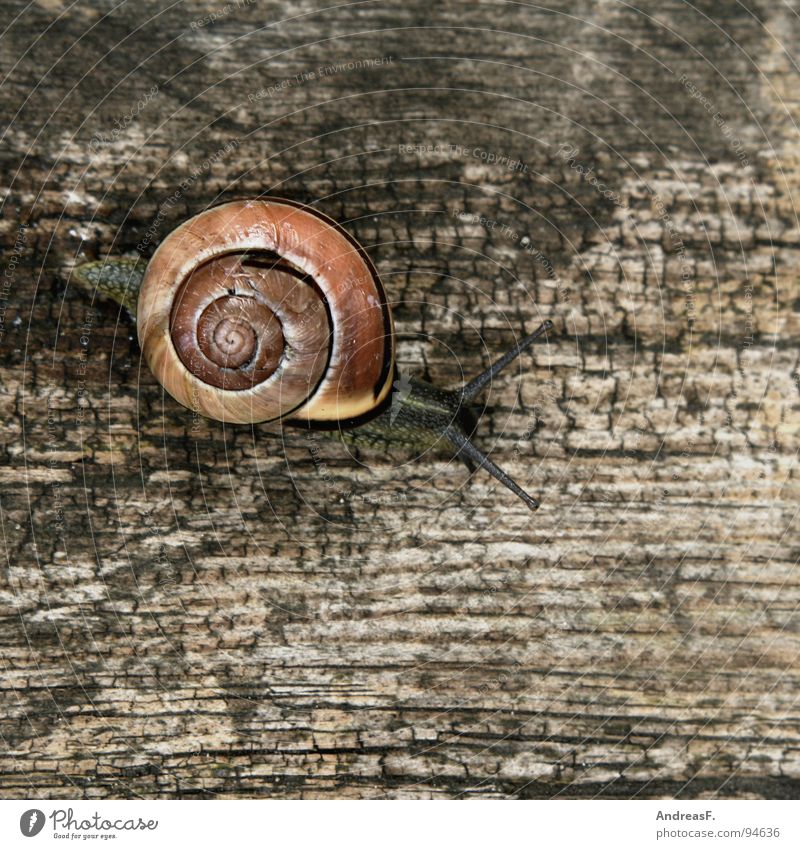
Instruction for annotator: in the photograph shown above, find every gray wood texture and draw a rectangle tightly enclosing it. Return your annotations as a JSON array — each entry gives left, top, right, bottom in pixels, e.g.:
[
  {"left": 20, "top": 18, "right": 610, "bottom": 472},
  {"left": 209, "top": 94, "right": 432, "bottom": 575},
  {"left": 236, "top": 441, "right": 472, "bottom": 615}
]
[{"left": 1, "top": 0, "right": 798, "bottom": 799}]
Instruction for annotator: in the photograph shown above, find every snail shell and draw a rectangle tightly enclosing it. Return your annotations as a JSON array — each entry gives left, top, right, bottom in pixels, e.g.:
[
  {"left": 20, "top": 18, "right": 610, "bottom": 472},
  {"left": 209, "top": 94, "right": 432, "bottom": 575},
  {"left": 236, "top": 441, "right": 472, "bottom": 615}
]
[{"left": 137, "top": 198, "right": 394, "bottom": 424}]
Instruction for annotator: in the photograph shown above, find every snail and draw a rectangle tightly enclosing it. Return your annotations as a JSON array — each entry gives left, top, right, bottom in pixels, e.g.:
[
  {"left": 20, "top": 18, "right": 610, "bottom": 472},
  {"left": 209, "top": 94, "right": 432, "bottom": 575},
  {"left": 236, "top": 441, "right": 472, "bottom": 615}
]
[{"left": 73, "top": 198, "right": 552, "bottom": 510}]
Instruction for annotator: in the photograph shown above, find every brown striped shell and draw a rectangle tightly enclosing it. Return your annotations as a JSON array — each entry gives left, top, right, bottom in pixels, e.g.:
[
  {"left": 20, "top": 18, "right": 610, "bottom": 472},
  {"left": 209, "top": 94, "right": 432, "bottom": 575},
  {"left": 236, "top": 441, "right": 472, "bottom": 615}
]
[{"left": 137, "top": 199, "right": 394, "bottom": 424}]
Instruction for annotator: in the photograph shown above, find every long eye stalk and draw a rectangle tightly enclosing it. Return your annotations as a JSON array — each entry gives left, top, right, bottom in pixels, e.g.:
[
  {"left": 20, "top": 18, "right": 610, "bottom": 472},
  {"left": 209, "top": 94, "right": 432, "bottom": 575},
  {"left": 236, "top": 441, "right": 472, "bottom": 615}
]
[
  {"left": 460, "top": 320, "right": 553, "bottom": 401},
  {"left": 445, "top": 425, "right": 541, "bottom": 511},
  {"left": 447, "top": 320, "right": 553, "bottom": 511}
]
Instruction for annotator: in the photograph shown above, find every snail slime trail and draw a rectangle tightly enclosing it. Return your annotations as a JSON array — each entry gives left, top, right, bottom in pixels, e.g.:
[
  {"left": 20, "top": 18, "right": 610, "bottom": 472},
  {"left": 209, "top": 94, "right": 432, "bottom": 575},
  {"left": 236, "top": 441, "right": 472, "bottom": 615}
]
[{"left": 73, "top": 197, "right": 553, "bottom": 509}]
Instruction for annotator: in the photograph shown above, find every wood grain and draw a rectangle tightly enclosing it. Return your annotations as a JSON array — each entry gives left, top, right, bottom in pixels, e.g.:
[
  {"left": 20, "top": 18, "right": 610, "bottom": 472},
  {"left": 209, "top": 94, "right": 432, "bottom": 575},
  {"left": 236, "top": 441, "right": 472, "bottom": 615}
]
[{"left": 0, "top": 0, "right": 798, "bottom": 799}]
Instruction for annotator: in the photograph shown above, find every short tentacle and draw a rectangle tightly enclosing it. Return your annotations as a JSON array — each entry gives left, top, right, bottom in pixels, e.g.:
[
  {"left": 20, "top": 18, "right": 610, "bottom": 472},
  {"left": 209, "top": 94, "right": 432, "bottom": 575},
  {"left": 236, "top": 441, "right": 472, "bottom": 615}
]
[{"left": 71, "top": 258, "right": 147, "bottom": 320}]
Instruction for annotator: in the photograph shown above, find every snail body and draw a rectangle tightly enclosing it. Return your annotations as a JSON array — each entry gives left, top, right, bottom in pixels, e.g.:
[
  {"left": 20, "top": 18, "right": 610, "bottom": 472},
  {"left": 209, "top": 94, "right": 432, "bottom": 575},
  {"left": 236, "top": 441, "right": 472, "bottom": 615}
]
[{"left": 74, "top": 197, "right": 551, "bottom": 509}]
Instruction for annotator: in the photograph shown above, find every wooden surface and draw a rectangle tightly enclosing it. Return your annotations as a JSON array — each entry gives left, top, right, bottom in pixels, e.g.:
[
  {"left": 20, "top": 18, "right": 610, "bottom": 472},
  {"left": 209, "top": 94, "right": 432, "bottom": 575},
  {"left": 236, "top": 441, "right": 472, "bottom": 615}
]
[{"left": 1, "top": 0, "right": 798, "bottom": 799}]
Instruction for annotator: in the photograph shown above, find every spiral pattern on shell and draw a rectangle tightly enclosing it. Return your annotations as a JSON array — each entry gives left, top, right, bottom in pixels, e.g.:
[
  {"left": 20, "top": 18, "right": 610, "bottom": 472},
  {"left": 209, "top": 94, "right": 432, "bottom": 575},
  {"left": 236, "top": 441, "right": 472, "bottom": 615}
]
[{"left": 137, "top": 199, "right": 394, "bottom": 424}]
